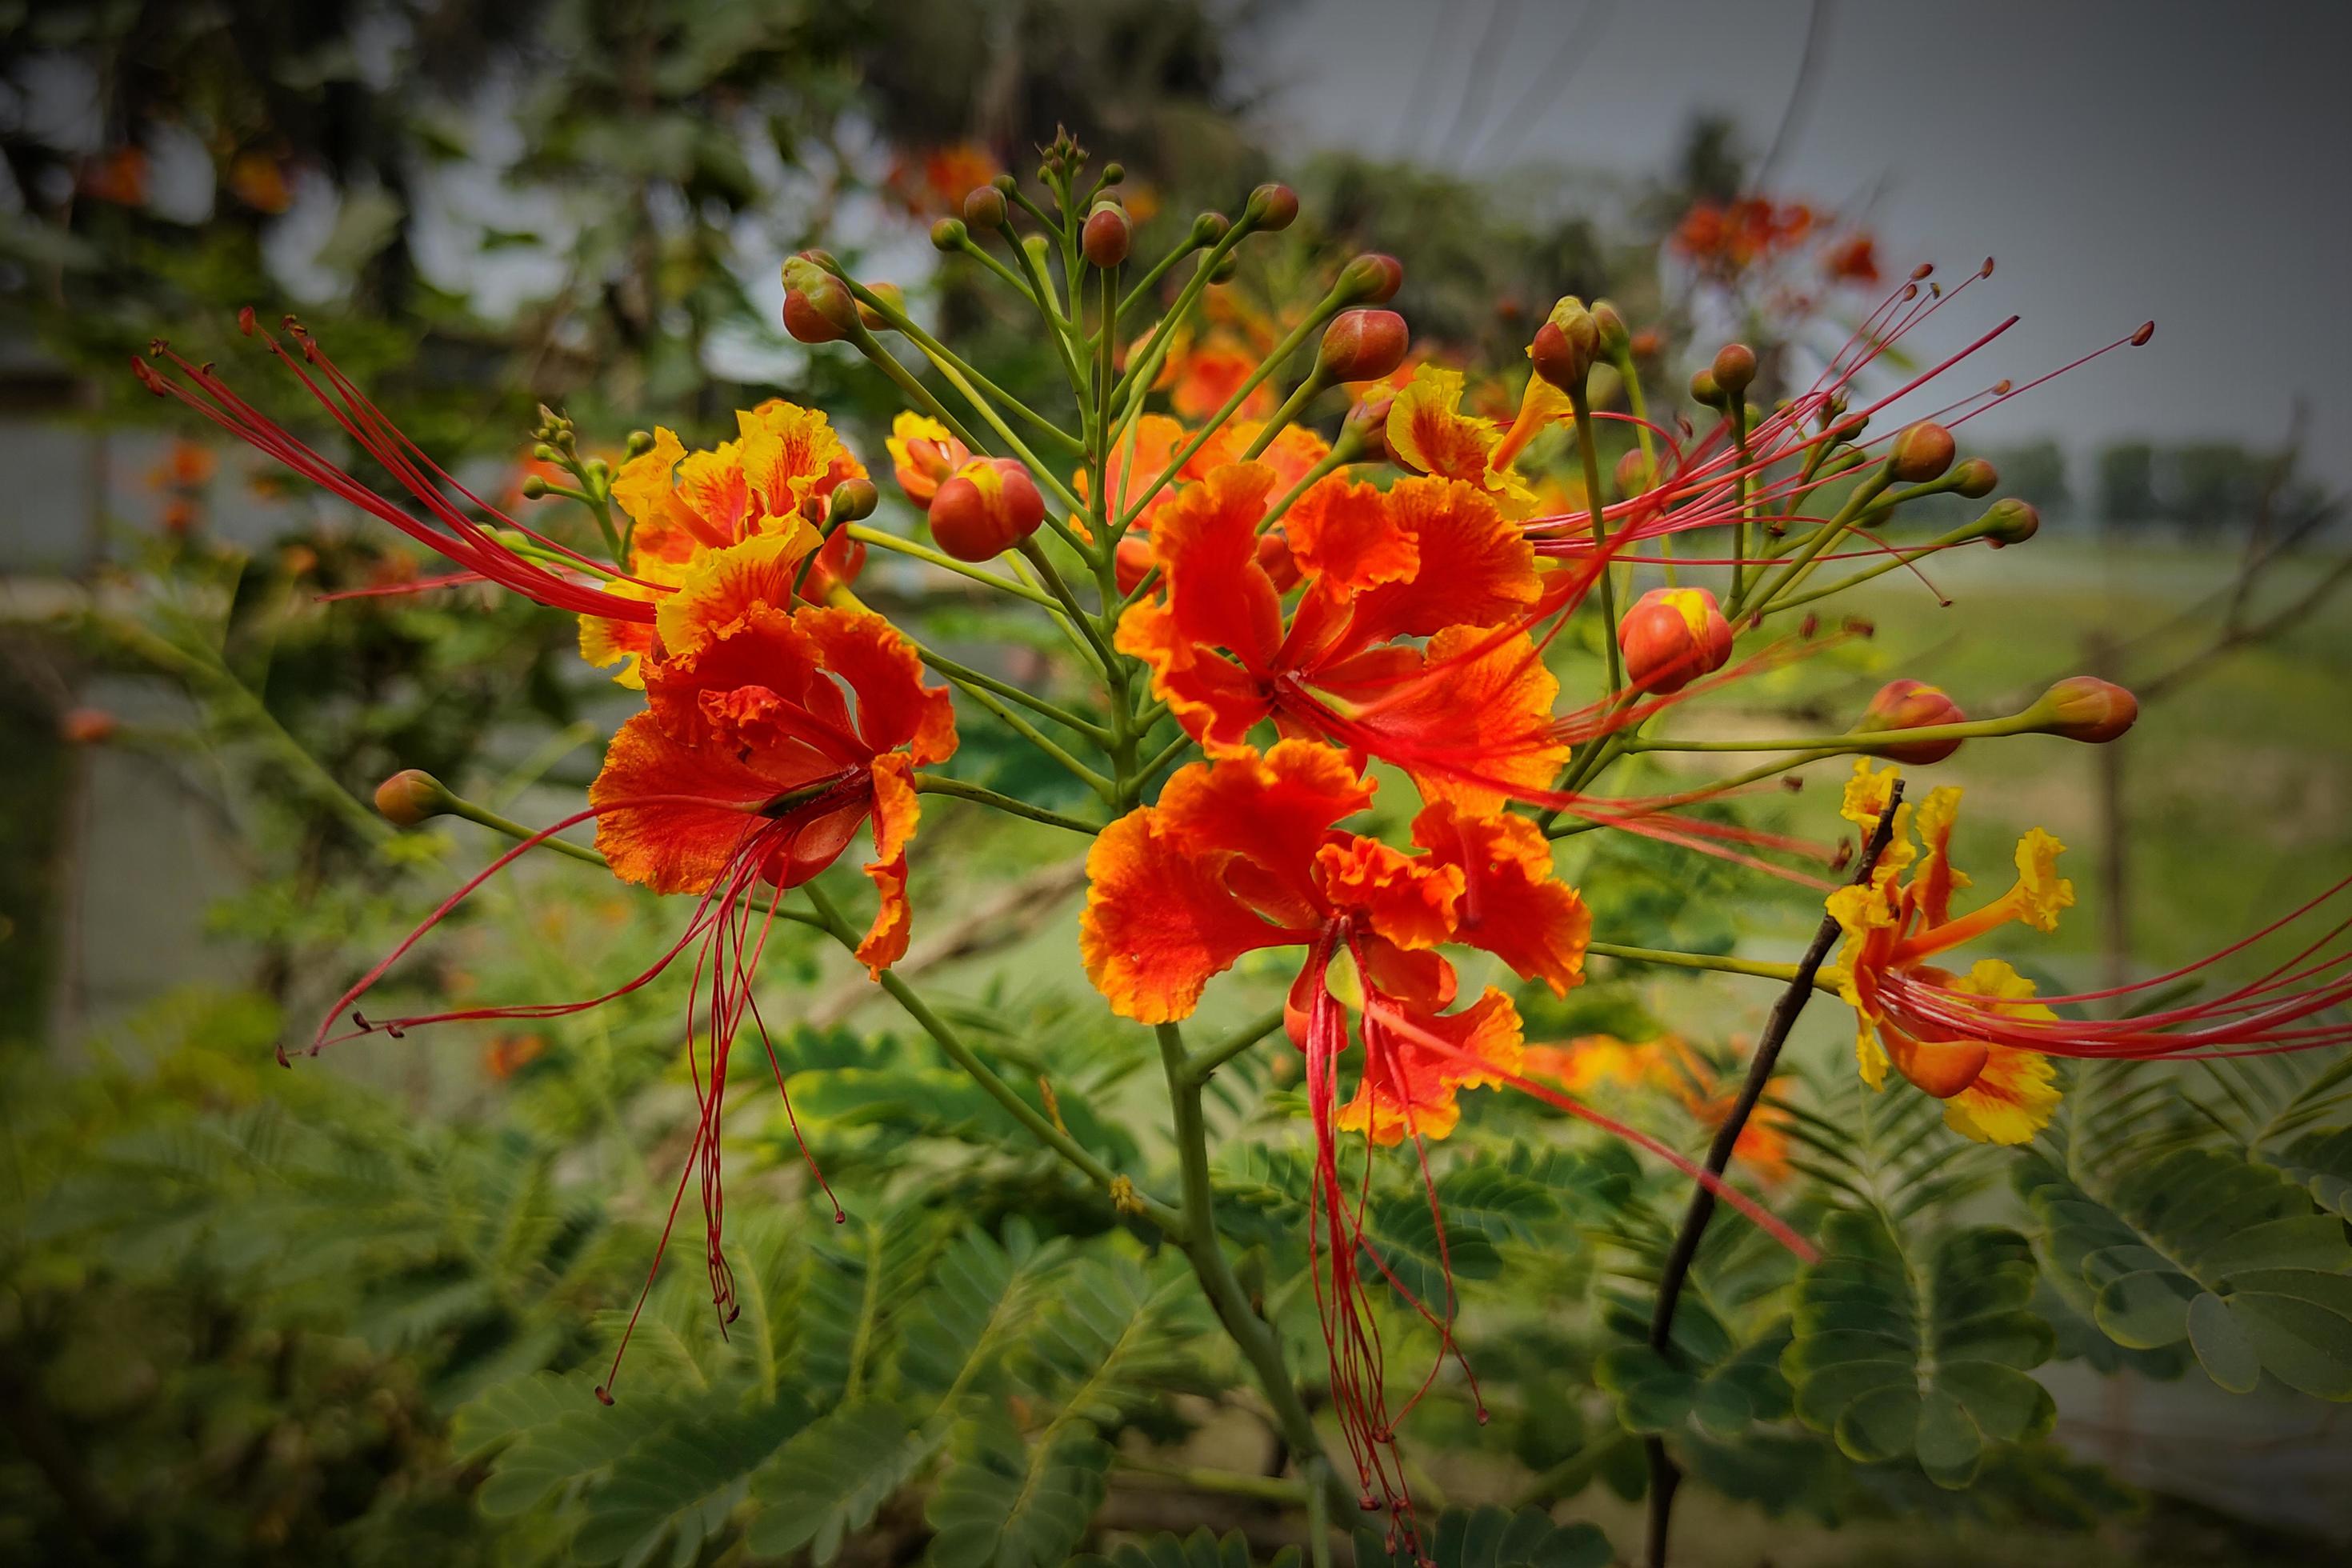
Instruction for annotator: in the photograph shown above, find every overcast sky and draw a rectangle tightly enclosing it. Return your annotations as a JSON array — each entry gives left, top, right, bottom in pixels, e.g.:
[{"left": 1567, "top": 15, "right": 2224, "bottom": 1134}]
[{"left": 1250, "top": 0, "right": 2352, "bottom": 487}]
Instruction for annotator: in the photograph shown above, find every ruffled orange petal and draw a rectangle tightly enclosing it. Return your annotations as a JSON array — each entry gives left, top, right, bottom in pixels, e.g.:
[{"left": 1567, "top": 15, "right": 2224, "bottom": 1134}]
[
  {"left": 674, "top": 444, "right": 756, "bottom": 547},
  {"left": 1411, "top": 803, "right": 1590, "bottom": 996},
  {"left": 1080, "top": 804, "right": 1294, "bottom": 1024},
  {"left": 591, "top": 712, "right": 794, "bottom": 894},
  {"left": 611, "top": 428, "right": 690, "bottom": 534},
  {"left": 794, "top": 606, "right": 958, "bottom": 765},
  {"left": 1114, "top": 598, "right": 1274, "bottom": 758},
  {"left": 1340, "top": 988, "right": 1523, "bottom": 1145},
  {"left": 653, "top": 527, "right": 822, "bottom": 660},
  {"left": 1338, "top": 477, "right": 1541, "bottom": 648},
  {"left": 645, "top": 603, "right": 848, "bottom": 757},
  {"left": 854, "top": 753, "right": 921, "bottom": 977},
  {"left": 1360, "top": 624, "right": 1567, "bottom": 814},
  {"left": 1147, "top": 461, "right": 1286, "bottom": 669},
  {"left": 1284, "top": 477, "right": 1418, "bottom": 599},
  {"left": 738, "top": 400, "right": 860, "bottom": 521},
  {"left": 1154, "top": 740, "right": 1376, "bottom": 914},
  {"left": 1386, "top": 366, "right": 1497, "bottom": 484},
  {"left": 1314, "top": 837, "right": 1463, "bottom": 951}
]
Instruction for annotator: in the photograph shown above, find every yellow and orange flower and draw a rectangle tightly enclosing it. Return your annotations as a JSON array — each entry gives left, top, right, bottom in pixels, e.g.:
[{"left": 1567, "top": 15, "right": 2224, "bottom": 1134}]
[
  {"left": 1114, "top": 462, "right": 1570, "bottom": 810},
  {"left": 582, "top": 400, "right": 868, "bottom": 686},
  {"left": 1520, "top": 1033, "right": 1793, "bottom": 1182},
  {"left": 592, "top": 544, "right": 956, "bottom": 977},
  {"left": 1822, "top": 761, "right": 2071, "bottom": 1143},
  {"left": 1083, "top": 412, "right": 1332, "bottom": 590}
]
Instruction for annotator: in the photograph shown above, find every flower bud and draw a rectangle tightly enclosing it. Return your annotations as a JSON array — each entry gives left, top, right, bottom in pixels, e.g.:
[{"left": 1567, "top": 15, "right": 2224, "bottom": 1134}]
[
  {"left": 826, "top": 478, "right": 879, "bottom": 526},
  {"left": 625, "top": 430, "right": 656, "bottom": 459},
  {"left": 1102, "top": 162, "right": 1125, "bottom": 185},
  {"left": 1190, "top": 211, "right": 1230, "bottom": 247},
  {"left": 927, "top": 458, "right": 1046, "bottom": 561},
  {"left": 1857, "top": 678, "right": 1966, "bottom": 764},
  {"left": 60, "top": 707, "right": 118, "bottom": 745},
  {"left": 929, "top": 218, "right": 966, "bottom": 252},
  {"left": 1207, "top": 252, "right": 1238, "bottom": 284},
  {"left": 1336, "top": 252, "right": 1404, "bottom": 305},
  {"left": 1618, "top": 586, "right": 1733, "bottom": 694},
  {"left": 1890, "top": 421, "right": 1956, "bottom": 483},
  {"left": 781, "top": 258, "right": 858, "bottom": 343},
  {"left": 1687, "top": 368, "right": 1721, "bottom": 407},
  {"left": 856, "top": 282, "right": 904, "bottom": 332},
  {"left": 1711, "top": 342, "right": 1758, "bottom": 396},
  {"left": 1591, "top": 300, "right": 1630, "bottom": 356},
  {"left": 1614, "top": 447, "right": 1655, "bottom": 497},
  {"left": 1340, "top": 394, "right": 1395, "bottom": 464},
  {"left": 890, "top": 422, "right": 971, "bottom": 507},
  {"left": 1950, "top": 457, "right": 1998, "bottom": 498},
  {"left": 1530, "top": 297, "right": 1600, "bottom": 391},
  {"left": 962, "top": 186, "right": 1007, "bottom": 230},
  {"left": 1082, "top": 202, "right": 1132, "bottom": 267},
  {"left": 1317, "top": 309, "right": 1409, "bottom": 382},
  {"left": 1246, "top": 182, "right": 1298, "bottom": 230},
  {"left": 374, "top": 768, "right": 451, "bottom": 826},
  {"left": 1978, "top": 498, "right": 2040, "bottom": 548},
  {"left": 2034, "top": 677, "right": 2138, "bottom": 743}
]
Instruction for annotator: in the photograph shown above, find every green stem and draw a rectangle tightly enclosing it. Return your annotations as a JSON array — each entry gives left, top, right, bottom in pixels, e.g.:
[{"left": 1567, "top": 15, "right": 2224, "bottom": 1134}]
[
  {"left": 841, "top": 278, "right": 1085, "bottom": 458},
  {"left": 1242, "top": 370, "right": 1328, "bottom": 460},
  {"left": 1750, "top": 523, "right": 1983, "bottom": 620},
  {"left": 442, "top": 794, "right": 608, "bottom": 867},
  {"left": 1155, "top": 1022, "right": 1357, "bottom": 1518},
  {"left": 912, "top": 774, "right": 1099, "bottom": 835},
  {"left": 1570, "top": 390, "right": 1622, "bottom": 692},
  {"left": 1183, "top": 1007, "right": 1286, "bottom": 1083},
  {"left": 1017, "top": 537, "right": 1115, "bottom": 674},
  {"left": 1738, "top": 465, "right": 1894, "bottom": 618},
  {"left": 843, "top": 525, "right": 1062, "bottom": 609},
  {"left": 803, "top": 880, "right": 1179, "bottom": 1229},
  {"left": 1587, "top": 940, "right": 1814, "bottom": 986},
  {"left": 1612, "top": 344, "right": 1669, "bottom": 586},
  {"left": 910, "top": 645, "right": 1110, "bottom": 741},
  {"left": 1627, "top": 711, "right": 2037, "bottom": 754},
  {"left": 932, "top": 674, "right": 1116, "bottom": 801}
]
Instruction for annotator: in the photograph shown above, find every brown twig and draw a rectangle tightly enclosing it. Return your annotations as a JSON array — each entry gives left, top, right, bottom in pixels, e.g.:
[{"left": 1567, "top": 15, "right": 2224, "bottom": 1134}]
[
  {"left": 1640, "top": 779, "right": 1904, "bottom": 1568},
  {"left": 802, "top": 853, "right": 1089, "bottom": 1029}
]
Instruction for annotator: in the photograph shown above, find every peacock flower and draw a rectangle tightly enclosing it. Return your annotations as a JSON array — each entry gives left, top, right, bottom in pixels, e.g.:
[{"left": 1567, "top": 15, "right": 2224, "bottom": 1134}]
[
  {"left": 132, "top": 322, "right": 862, "bottom": 650},
  {"left": 1522, "top": 1034, "right": 1794, "bottom": 1183},
  {"left": 1080, "top": 740, "right": 1589, "bottom": 1514},
  {"left": 1158, "top": 328, "right": 1278, "bottom": 422},
  {"left": 1086, "top": 413, "right": 1329, "bottom": 592},
  {"left": 885, "top": 411, "right": 970, "bottom": 507},
  {"left": 1821, "top": 761, "right": 2070, "bottom": 1144},
  {"left": 1114, "top": 462, "right": 1574, "bottom": 811},
  {"left": 1384, "top": 364, "right": 1551, "bottom": 516}
]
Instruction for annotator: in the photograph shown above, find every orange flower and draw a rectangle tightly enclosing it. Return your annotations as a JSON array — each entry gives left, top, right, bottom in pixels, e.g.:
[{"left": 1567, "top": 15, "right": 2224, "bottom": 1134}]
[
  {"left": 226, "top": 150, "right": 294, "bottom": 214},
  {"left": 885, "top": 411, "right": 970, "bottom": 507},
  {"left": 1082, "top": 741, "right": 1587, "bottom": 1510},
  {"left": 886, "top": 142, "right": 1003, "bottom": 216},
  {"left": 583, "top": 402, "right": 869, "bottom": 686},
  {"left": 1161, "top": 331, "right": 1274, "bottom": 421},
  {"left": 1114, "top": 462, "right": 1570, "bottom": 810},
  {"left": 79, "top": 146, "right": 148, "bottom": 206},
  {"left": 594, "top": 581, "right": 954, "bottom": 977},
  {"left": 1085, "top": 413, "right": 1330, "bottom": 590}
]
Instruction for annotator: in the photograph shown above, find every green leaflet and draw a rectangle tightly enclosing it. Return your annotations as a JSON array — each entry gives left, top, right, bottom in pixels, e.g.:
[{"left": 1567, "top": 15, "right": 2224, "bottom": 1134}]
[
  {"left": 2017, "top": 1149, "right": 2352, "bottom": 1398},
  {"left": 1782, "top": 1209, "right": 2054, "bottom": 1489},
  {"left": 1352, "top": 1503, "right": 1611, "bottom": 1568},
  {"left": 1066, "top": 1526, "right": 1300, "bottom": 1568}
]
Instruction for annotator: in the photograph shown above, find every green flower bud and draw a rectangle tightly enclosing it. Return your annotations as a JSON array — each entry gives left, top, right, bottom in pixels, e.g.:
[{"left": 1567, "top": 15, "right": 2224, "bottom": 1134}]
[
  {"left": 930, "top": 217, "right": 967, "bottom": 252},
  {"left": 826, "top": 478, "right": 879, "bottom": 526},
  {"left": 962, "top": 186, "right": 1007, "bottom": 230},
  {"left": 374, "top": 769, "right": 451, "bottom": 827},
  {"left": 1977, "top": 498, "right": 2040, "bottom": 547},
  {"left": 1591, "top": 300, "right": 1630, "bottom": 356},
  {"left": 1712, "top": 342, "right": 1757, "bottom": 396},
  {"left": 1335, "top": 253, "right": 1404, "bottom": 305},
  {"left": 1246, "top": 182, "right": 1298, "bottom": 230},
  {"left": 1890, "top": 421, "right": 1957, "bottom": 482}
]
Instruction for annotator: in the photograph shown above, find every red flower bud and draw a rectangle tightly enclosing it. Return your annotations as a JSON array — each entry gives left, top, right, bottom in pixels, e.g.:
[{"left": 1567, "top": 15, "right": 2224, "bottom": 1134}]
[
  {"left": 1614, "top": 447, "right": 1655, "bottom": 497},
  {"left": 374, "top": 768, "right": 451, "bottom": 826},
  {"left": 2035, "top": 677, "right": 2138, "bottom": 743},
  {"left": 782, "top": 259, "right": 858, "bottom": 343},
  {"left": 928, "top": 458, "right": 1046, "bottom": 561},
  {"left": 59, "top": 707, "right": 118, "bottom": 745},
  {"left": 1711, "top": 342, "right": 1757, "bottom": 395},
  {"left": 1317, "top": 309, "right": 1409, "bottom": 383},
  {"left": 1978, "top": 498, "right": 2040, "bottom": 547},
  {"left": 1246, "top": 182, "right": 1298, "bottom": 230},
  {"left": 1618, "top": 586, "right": 1733, "bottom": 694},
  {"left": 1341, "top": 394, "right": 1396, "bottom": 464},
  {"left": 962, "top": 186, "right": 1007, "bottom": 230},
  {"left": 1336, "top": 253, "right": 1404, "bottom": 304},
  {"left": 1082, "top": 202, "right": 1132, "bottom": 267},
  {"left": 1858, "top": 678, "right": 1966, "bottom": 764},
  {"left": 1530, "top": 298, "right": 1600, "bottom": 390},
  {"left": 1890, "top": 421, "right": 1956, "bottom": 483}
]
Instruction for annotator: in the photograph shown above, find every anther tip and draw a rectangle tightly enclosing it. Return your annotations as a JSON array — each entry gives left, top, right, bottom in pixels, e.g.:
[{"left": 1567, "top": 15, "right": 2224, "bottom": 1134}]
[
  {"left": 2131, "top": 321, "right": 2155, "bottom": 346},
  {"left": 594, "top": 1386, "right": 614, "bottom": 1406},
  {"left": 237, "top": 306, "right": 257, "bottom": 336}
]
